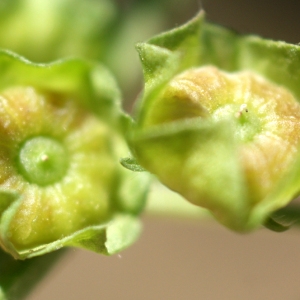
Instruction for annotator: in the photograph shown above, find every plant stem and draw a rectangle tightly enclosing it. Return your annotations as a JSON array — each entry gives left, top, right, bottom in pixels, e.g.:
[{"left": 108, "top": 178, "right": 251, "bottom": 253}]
[{"left": 0, "top": 248, "right": 66, "bottom": 300}]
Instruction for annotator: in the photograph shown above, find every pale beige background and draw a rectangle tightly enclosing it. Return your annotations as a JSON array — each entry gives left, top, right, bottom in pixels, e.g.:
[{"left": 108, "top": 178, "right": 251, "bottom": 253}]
[{"left": 28, "top": 217, "right": 300, "bottom": 300}]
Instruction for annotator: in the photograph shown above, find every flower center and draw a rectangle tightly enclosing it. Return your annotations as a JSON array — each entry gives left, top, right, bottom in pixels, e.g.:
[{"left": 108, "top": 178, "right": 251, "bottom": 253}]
[
  {"left": 212, "top": 103, "right": 262, "bottom": 142},
  {"left": 18, "top": 136, "right": 68, "bottom": 186}
]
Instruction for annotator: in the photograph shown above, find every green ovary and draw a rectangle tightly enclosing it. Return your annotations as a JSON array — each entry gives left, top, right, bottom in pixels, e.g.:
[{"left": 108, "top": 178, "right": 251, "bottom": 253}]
[{"left": 18, "top": 136, "right": 68, "bottom": 186}]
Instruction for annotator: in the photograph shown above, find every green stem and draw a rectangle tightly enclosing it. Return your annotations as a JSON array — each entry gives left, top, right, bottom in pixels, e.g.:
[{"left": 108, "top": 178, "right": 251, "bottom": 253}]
[{"left": 0, "top": 248, "right": 66, "bottom": 300}]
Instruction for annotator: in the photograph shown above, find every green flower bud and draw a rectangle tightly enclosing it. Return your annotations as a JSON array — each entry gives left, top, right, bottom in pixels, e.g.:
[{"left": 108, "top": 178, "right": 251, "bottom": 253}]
[
  {"left": 130, "top": 12, "right": 300, "bottom": 232},
  {"left": 0, "top": 51, "right": 148, "bottom": 259}
]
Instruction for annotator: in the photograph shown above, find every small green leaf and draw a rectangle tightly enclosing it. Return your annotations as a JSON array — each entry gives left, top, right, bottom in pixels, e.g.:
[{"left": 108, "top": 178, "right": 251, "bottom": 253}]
[
  {"left": 264, "top": 204, "right": 300, "bottom": 232},
  {"left": 120, "top": 157, "right": 146, "bottom": 172},
  {"left": 104, "top": 214, "right": 142, "bottom": 255},
  {"left": 264, "top": 217, "right": 290, "bottom": 233}
]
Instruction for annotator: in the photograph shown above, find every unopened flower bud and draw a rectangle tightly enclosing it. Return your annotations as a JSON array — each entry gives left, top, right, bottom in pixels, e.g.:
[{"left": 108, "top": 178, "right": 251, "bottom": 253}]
[
  {"left": 133, "top": 66, "right": 300, "bottom": 230},
  {"left": 0, "top": 51, "right": 148, "bottom": 259},
  {"left": 130, "top": 12, "right": 300, "bottom": 231}
]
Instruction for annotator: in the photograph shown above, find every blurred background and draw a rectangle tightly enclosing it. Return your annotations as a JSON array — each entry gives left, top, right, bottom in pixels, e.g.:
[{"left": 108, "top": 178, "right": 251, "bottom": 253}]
[
  {"left": 1, "top": 0, "right": 300, "bottom": 299},
  {"left": 2, "top": 0, "right": 300, "bottom": 108},
  {"left": 28, "top": 219, "right": 300, "bottom": 300}
]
